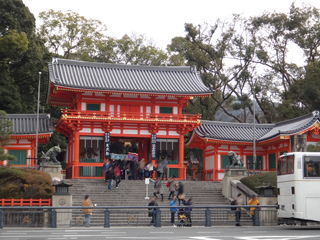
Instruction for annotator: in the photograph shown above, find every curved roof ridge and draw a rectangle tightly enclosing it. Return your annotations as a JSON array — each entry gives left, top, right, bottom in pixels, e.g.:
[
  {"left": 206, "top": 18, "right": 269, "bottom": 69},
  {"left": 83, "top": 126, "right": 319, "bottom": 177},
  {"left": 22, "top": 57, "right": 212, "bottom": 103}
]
[
  {"left": 201, "top": 120, "right": 274, "bottom": 128},
  {"left": 274, "top": 112, "right": 315, "bottom": 126},
  {"left": 53, "top": 58, "right": 195, "bottom": 73}
]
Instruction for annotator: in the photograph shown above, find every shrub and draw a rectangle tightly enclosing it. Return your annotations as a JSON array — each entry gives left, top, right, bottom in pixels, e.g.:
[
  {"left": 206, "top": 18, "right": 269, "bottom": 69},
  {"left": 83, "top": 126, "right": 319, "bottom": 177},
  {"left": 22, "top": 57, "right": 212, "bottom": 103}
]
[
  {"left": 240, "top": 172, "right": 277, "bottom": 194},
  {"left": 0, "top": 167, "right": 53, "bottom": 198}
]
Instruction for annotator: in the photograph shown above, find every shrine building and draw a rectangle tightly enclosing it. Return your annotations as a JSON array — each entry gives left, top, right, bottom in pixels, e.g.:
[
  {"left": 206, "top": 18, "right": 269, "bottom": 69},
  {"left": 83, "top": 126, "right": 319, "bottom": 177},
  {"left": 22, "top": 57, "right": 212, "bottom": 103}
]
[
  {"left": 1, "top": 114, "right": 52, "bottom": 168},
  {"left": 187, "top": 111, "right": 320, "bottom": 181},
  {"left": 47, "top": 58, "right": 212, "bottom": 179}
]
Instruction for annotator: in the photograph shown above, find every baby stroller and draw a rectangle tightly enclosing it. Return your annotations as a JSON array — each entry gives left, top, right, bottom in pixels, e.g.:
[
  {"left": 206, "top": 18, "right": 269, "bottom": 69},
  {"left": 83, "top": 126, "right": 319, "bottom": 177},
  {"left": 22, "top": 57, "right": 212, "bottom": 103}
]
[{"left": 177, "top": 208, "right": 191, "bottom": 227}]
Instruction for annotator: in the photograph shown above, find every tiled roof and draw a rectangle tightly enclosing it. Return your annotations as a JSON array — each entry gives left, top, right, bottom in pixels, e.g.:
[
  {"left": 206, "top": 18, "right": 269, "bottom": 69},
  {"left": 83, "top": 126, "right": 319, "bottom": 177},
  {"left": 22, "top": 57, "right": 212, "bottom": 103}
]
[
  {"left": 48, "top": 58, "right": 212, "bottom": 95},
  {"left": 7, "top": 114, "right": 52, "bottom": 135},
  {"left": 195, "top": 111, "right": 320, "bottom": 142}
]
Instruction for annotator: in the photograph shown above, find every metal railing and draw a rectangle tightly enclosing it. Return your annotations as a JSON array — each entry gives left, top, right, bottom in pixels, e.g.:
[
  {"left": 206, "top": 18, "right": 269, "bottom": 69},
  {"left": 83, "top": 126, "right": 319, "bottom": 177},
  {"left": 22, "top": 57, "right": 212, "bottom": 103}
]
[
  {"left": 60, "top": 109, "right": 201, "bottom": 124},
  {"left": 0, "top": 205, "right": 277, "bottom": 228}
]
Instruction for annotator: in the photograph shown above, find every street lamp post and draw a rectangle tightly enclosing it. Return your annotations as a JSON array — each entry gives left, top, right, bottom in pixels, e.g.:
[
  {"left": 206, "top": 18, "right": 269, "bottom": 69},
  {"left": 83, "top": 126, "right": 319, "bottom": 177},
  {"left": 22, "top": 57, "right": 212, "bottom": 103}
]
[{"left": 35, "top": 72, "right": 42, "bottom": 166}]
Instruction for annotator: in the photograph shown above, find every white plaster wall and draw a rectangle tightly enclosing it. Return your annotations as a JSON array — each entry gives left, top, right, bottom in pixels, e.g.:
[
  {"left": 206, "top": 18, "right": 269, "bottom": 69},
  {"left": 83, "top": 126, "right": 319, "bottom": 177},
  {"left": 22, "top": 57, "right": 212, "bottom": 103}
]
[
  {"left": 93, "top": 128, "right": 104, "bottom": 133},
  {"left": 155, "top": 106, "right": 159, "bottom": 113},
  {"left": 140, "top": 106, "right": 144, "bottom": 113},
  {"left": 19, "top": 139, "right": 30, "bottom": 144},
  {"left": 157, "top": 130, "right": 167, "bottom": 135},
  {"left": 146, "top": 106, "right": 151, "bottom": 113},
  {"left": 140, "top": 130, "right": 150, "bottom": 135},
  {"left": 111, "top": 129, "right": 121, "bottom": 134},
  {"left": 109, "top": 105, "right": 114, "bottom": 112},
  {"left": 123, "top": 129, "right": 138, "bottom": 134},
  {"left": 81, "top": 102, "right": 86, "bottom": 110},
  {"left": 8, "top": 139, "right": 17, "bottom": 144},
  {"left": 168, "top": 131, "right": 179, "bottom": 136},
  {"left": 173, "top": 107, "right": 178, "bottom": 114},
  {"left": 205, "top": 155, "right": 214, "bottom": 170},
  {"left": 80, "top": 128, "right": 91, "bottom": 133},
  {"left": 101, "top": 103, "right": 105, "bottom": 111},
  {"left": 206, "top": 145, "right": 214, "bottom": 151}
]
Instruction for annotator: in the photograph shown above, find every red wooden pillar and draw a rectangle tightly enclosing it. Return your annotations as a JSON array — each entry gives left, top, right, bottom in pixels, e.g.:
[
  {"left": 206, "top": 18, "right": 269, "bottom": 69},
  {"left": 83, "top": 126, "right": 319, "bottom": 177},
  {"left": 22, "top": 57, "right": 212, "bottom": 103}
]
[
  {"left": 73, "top": 131, "right": 80, "bottom": 178},
  {"left": 178, "top": 135, "right": 185, "bottom": 180},
  {"left": 214, "top": 144, "right": 219, "bottom": 181},
  {"left": 31, "top": 139, "right": 35, "bottom": 167}
]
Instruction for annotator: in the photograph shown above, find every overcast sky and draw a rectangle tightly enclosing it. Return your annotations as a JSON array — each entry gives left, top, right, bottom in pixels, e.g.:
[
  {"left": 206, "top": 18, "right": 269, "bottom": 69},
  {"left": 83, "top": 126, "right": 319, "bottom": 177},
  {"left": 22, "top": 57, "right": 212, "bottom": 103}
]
[{"left": 23, "top": 0, "right": 320, "bottom": 50}]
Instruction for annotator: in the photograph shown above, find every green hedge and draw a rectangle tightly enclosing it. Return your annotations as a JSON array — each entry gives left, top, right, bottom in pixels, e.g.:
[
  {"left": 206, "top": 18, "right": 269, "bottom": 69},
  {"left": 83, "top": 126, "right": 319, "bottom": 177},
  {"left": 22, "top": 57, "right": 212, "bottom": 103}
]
[
  {"left": 240, "top": 172, "right": 277, "bottom": 194},
  {"left": 0, "top": 167, "right": 53, "bottom": 198}
]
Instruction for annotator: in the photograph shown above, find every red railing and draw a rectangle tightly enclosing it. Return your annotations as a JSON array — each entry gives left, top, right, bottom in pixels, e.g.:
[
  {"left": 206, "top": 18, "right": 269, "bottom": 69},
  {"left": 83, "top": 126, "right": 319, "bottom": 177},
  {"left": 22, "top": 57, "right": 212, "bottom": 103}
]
[
  {"left": 0, "top": 198, "right": 52, "bottom": 206},
  {"left": 60, "top": 109, "right": 201, "bottom": 123}
]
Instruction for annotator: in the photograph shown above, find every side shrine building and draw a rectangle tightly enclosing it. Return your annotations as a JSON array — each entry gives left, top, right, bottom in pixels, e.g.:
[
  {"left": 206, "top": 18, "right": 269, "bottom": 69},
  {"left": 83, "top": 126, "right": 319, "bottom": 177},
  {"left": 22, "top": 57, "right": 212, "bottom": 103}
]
[
  {"left": 1, "top": 114, "right": 52, "bottom": 168},
  {"left": 187, "top": 111, "right": 320, "bottom": 181},
  {"left": 48, "top": 58, "right": 212, "bottom": 179}
]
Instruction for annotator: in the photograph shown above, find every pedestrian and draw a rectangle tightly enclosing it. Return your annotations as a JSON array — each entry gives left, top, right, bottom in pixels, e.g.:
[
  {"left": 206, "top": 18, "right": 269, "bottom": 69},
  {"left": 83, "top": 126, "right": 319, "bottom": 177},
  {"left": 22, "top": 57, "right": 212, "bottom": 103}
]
[
  {"left": 148, "top": 197, "right": 158, "bottom": 225},
  {"left": 153, "top": 179, "right": 164, "bottom": 201},
  {"left": 139, "top": 158, "right": 146, "bottom": 180},
  {"left": 176, "top": 182, "right": 184, "bottom": 205},
  {"left": 103, "top": 158, "right": 111, "bottom": 182},
  {"left": 182, "top": 197, "right": 192, "bottom": 226},
  {"left": 106, "top": 166, "right": 114, "bottom": 190},
  {"left": 114, "top": 163, "right": 121, "bottom": 188},
  {"left": 81, "top": 195, "right": 93, "bottom": 227},
  {"left": 145, "top": 161, "right": 154, "bottom": 178},
  {"left": 167, "top": 178, "right": 176, "bottom": 200},
  {"left": 235, "top": 193, "right": 244, "bottom": 226},
  {"left": 248, "top": 195, "right": 260, "bottom": 225},
  {"left": 169, "top": 195, "right": 177, "bottom": 227}
]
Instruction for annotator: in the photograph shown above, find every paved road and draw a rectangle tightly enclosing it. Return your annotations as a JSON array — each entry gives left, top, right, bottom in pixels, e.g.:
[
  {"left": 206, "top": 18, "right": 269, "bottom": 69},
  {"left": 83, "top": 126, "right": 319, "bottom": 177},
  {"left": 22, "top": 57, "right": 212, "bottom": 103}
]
[{"left": 1, "top": 226, "right": 320, "bottom": 240}]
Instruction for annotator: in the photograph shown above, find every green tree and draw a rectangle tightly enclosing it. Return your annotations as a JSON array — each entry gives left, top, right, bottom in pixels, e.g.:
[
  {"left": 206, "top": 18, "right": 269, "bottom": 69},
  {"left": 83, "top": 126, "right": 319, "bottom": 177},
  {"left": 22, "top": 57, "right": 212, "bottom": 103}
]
[
  {"left": 39, "top": 10, "right": 107, "bottom": 59},
  {"left": 0, "top": 0, "right": 49, "bottom": 113},
  {"left": 97, "top": 34, "right": 168, "bottom": 65},
  {"left": 0, "top": 110, "right": 15, "bottom": 161},
  {"left": 39, "top": 10, "right": 168, "bottom": 65}
]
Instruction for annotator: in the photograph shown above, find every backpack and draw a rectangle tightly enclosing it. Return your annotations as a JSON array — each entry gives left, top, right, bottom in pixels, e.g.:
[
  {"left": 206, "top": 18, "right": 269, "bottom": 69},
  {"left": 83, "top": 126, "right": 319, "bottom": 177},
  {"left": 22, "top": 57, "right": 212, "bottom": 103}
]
[{"left": 231, "top": 200, "right": 237, "bottom": 211}]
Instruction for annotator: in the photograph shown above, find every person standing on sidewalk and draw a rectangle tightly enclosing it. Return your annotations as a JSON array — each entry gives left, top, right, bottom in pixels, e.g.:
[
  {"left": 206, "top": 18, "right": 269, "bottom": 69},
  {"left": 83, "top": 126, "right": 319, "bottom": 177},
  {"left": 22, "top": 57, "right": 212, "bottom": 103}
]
[
  {"left": 81, "top": 195, "right": 93, "bottom": 227},
  {"left": 148, "top": 197, "right": 158, "bottom": 225},
  {"left": 169, "top": 195, "right": 177, "bottom": 227},
  {"left": 235, "top": 193, "right": 244, "bottom": 226},
  {"left": 248, "top": 195, "right": 260, "bottom": 225}
]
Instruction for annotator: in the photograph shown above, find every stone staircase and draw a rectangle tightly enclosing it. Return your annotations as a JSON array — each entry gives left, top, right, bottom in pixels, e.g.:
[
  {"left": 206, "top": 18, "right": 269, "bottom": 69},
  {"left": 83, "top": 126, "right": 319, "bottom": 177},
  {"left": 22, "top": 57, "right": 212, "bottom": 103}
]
[{"left": 64, "top": 179, "right": 252, "bottom": 226}]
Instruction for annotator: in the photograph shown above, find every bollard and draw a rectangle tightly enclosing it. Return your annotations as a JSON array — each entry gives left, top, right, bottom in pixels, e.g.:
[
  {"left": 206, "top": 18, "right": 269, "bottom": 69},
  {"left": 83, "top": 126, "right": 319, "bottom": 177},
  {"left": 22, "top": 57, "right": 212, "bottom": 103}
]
[
  {"left": 0, "top": 210, "right": 3, "bottom": 229},
  {"left": 254, "top": 208, "right": 260, "bottom": 226},
  {"left": 104, "top": 209, "right": 110, "bottom": 228},
  {"left": 154, "top": 208, "right": 161, "bottom": 227},
  {"left": 205, "top": 208, "right": 212, "bottom": 227},
  {"left": 51, "top": 209, "right": 57, "bottom": 228}
]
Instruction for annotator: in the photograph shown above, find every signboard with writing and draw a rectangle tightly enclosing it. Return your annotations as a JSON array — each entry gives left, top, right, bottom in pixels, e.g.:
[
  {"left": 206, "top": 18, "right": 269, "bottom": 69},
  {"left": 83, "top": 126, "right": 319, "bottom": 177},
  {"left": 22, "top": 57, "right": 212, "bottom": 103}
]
[
  {"left": 105, "top": 132, "right": 110, "bottom": 158},
  {"left": 151, "top": 134, "right": 157, "bottom": 160}
]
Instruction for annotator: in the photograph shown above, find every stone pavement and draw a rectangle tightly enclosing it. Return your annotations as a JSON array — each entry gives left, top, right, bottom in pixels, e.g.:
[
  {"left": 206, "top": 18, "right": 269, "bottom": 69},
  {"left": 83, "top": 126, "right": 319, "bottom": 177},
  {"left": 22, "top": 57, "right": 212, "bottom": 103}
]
[{"left": 1, "top": 226, "right": 320, "bottom": 240}]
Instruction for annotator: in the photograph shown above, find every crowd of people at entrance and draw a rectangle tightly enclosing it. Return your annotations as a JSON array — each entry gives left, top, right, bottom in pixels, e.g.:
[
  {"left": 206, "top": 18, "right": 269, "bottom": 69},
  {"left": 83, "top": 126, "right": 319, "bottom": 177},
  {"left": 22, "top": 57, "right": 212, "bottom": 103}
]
[{"left": 102, "top": 155, "right": 170, "bottom": 190}]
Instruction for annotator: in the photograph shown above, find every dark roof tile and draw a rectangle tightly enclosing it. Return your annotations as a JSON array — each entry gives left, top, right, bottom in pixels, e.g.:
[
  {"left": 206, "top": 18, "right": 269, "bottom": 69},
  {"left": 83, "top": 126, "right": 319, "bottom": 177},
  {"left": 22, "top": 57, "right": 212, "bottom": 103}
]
[
  {"left": 196, "top": 111, "right": 320, "bottom": 142},
  {"left": 48, "top": 58, "right": 212, "bottom": 95},
  {"left": 7, "top": 114, "right": 52, "bottom": 135}
]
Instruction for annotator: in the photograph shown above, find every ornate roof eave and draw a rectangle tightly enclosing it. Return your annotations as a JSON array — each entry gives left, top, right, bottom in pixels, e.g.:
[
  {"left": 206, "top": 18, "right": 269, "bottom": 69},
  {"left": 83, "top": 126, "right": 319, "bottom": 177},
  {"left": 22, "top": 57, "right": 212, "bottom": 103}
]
[{"left": 53, "top": 85, "right": 212, "bottom": 98}]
